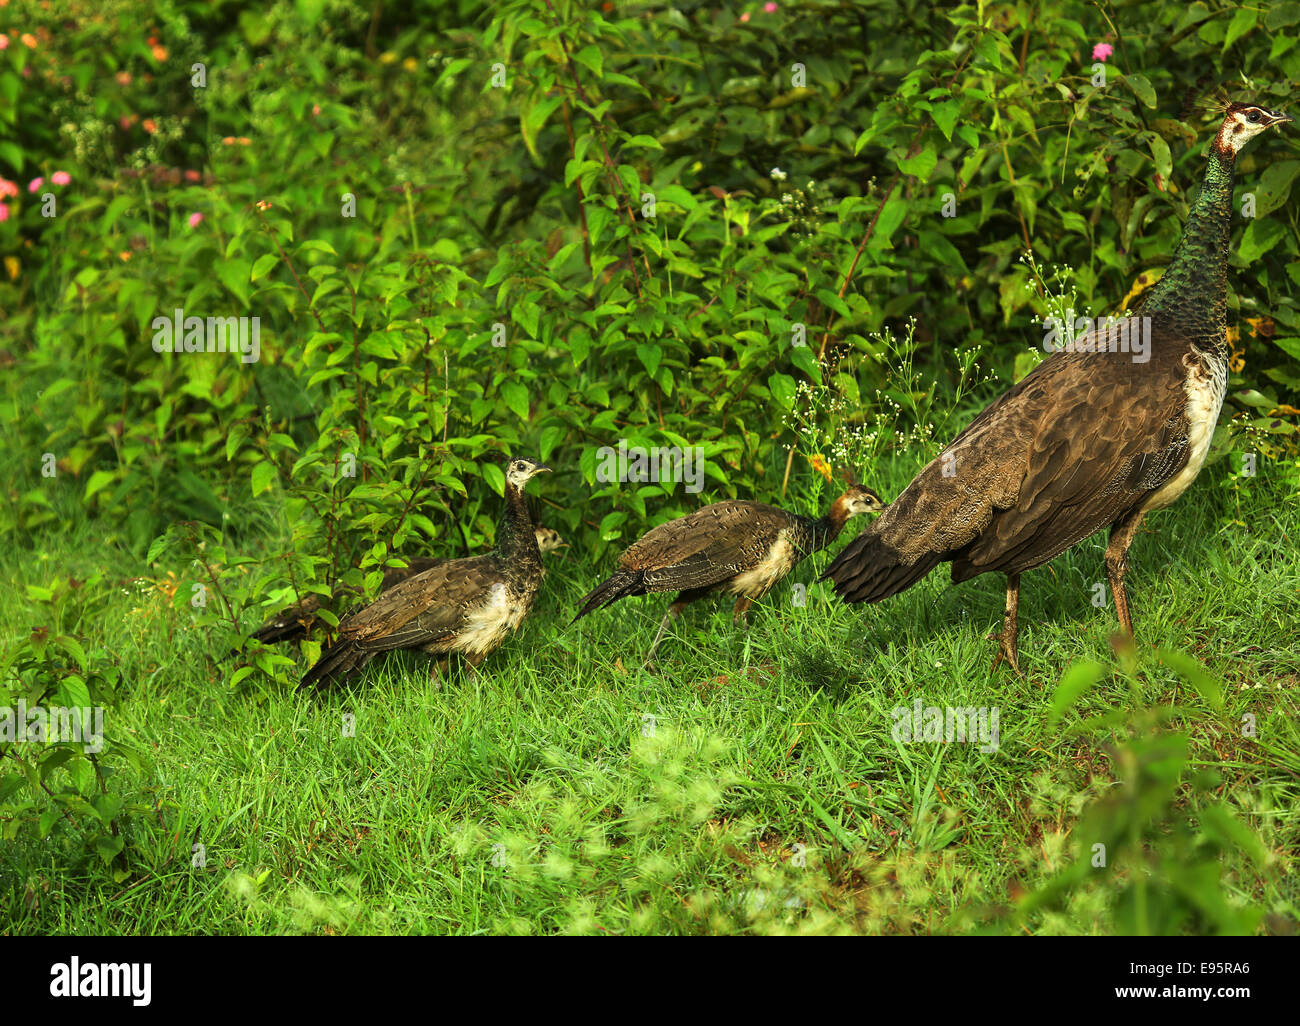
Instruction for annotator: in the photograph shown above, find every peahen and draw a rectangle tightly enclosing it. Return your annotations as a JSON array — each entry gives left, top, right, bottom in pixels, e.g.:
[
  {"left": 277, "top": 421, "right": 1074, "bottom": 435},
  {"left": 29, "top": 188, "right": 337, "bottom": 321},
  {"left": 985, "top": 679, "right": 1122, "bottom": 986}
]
[{"left": 822, "top": 102, "right": 1292, "bottom": 672}]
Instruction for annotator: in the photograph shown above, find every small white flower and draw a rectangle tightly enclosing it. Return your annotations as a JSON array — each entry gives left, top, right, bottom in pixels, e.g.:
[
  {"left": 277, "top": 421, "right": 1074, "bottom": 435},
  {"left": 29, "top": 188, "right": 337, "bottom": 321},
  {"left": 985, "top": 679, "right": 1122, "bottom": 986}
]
[{"left": 770, "top": 167, "right": 787, "bottom": 181}]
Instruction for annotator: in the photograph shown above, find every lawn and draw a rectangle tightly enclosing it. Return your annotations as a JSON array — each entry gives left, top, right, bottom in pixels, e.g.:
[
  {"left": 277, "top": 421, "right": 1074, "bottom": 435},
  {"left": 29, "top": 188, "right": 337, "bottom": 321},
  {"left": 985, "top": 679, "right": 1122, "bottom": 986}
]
[{"left": 3, "top": 446, "right": 1295, "bottom": 935}]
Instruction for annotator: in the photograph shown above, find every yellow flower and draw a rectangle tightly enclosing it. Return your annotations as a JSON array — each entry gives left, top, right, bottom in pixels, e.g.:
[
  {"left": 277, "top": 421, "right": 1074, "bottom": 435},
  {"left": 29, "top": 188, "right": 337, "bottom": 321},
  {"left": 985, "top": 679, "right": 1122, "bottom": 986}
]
[{"left": 809, "top": 454, "right": 833, "bottom": 482}]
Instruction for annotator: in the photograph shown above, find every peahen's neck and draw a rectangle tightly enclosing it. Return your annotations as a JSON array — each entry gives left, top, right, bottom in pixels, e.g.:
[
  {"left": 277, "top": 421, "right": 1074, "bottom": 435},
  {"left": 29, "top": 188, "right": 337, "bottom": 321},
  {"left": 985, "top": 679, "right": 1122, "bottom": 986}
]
[
  {"left": 499, "top": 482, "right": 541, "bottom": 562},
  {"left": 802, "top": 498, "right": 852, "bottom": 555},
  {"left": 1139, "top": 143, "right": 1236, "bottom": 355}
]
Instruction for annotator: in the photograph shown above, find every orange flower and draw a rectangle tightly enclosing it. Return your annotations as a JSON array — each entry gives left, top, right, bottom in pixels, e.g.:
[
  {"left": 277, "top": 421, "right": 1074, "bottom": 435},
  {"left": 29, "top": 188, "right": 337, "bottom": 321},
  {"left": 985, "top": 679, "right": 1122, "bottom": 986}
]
[
  {"left": 142, "top": 118, "right": 157, "bottom": 134},
  {"left": 809, "top": 453, "right": 833, "bottom": 482},
  {"left": 20, "top": 32, "right": 37, "bottom": 48},
  {"left": 1228, "top": 335, "right": 1245, "bottom": 374},
  {"left": 151, "top": 44, "right": 168, "bottom": 61}
]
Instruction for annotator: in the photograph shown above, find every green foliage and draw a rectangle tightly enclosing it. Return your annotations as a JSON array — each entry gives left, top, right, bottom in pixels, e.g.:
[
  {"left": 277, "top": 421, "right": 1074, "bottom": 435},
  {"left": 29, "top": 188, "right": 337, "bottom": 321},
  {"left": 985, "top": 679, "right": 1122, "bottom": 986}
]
[
  {"left": 0, "top": 0, "right": 1297, "bottom": 929},
  {"left": 1016, "top": 653, "right": 1272, "bottom": 935},
  {"left": 0, "top": 583, "right": 149, "bottom": 880}
]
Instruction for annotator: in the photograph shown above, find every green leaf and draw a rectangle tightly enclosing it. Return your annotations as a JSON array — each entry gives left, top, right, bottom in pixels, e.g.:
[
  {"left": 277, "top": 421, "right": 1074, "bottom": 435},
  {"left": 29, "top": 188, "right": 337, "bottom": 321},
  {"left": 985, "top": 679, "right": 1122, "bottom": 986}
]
[
  {"left": 540, "top": 425, "right": 565, "bottom": 463},
  {"left": 636, "top": 343, "right": 663, "bottom": 377},
  {"left": 930, "top": 101, "right": 959, "bottom": 141},
  {"left": 1255, "top": 159, "right": 1300, "bottom": 216},
  {"left": 521, "top": 94, "right": 563, "bottom": 163},
  {"left": 1124, "top": 74, "right": 1157, "bottom": 110},
  {"left": 481, "top": 462, "right": 505, "bottom": 497},
  {"left": 768, "top": 372, "right": 797, "bottom": 410},
  {"left": 896, "top": 146, "right": 937, "bottom": 180},
  {"left": 92, "top": 834, "right": 125, "bottom": 865},
  {"left": 500, "top": 381, "right": 530, "bottom": 421},
  {"left": 1238, "top": 218, "right": 1286, "bottom": 262},
  {"left": 1223, "top": 6, "right": 1258, "bottom": 50},
  {"left": 1158, "top": 649, "right": 1224, "bottom": 712},
  {"left": 251, "top": 461, "right": 276, "bottom": 497},
  {"left": 83, "top": 470, "right": 116, "bottom": 502},
  {"left": 1146, "top": 132, "right": 1172, "bottom": 184},
  {"left": 216, "top": 259, "right": 252, "bottom": 305},
  {"left": 251, "top": 253, "right": 280, "bottom": 281},
  {"left": 1048, "top": 660, "right": 1106, "bottom": 726}
]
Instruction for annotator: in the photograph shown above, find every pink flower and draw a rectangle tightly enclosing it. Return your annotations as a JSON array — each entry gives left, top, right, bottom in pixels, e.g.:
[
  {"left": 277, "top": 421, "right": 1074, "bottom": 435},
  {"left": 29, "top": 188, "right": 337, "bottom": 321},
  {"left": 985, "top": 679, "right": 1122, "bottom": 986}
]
[
  {"left": 0, "top": 36, "right": 8, "bottom": 51},
  {"left": 184, "top": 169, "right": 200, "bottom": 182},
  {"left": 187, "top": 212, "right": 203, "bottom": 228},
  {"left": 27, "top": 177, "right": 42, "bottom": 193},
  {"left": 740, "top": 11, "right": 750, "bottom": 21},
  {"left": 764, "top": 1, "right": 777, "bottom": 11},
  {"left": 0, "top": 203, "right": 9, "bottom": 222},
  {"left": 1092, "top": 42, "right": 1113, "bottom": 61},
  {"left": 0, "top": 179, "right": 17, "bottom": 199},
  {"left": 51, "top": 170, "right": 70, "bottom": 185}
]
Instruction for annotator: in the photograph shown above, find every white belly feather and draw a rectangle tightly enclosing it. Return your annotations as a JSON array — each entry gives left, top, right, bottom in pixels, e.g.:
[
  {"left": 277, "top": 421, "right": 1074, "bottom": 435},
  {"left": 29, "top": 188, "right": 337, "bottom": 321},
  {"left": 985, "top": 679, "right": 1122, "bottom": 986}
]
[
  {"left": 727, "top": 532, "right": 799, "bottom": 597},
  {"left": 1147, "top": 354, "right": 1227, "bottom": 511},
  {"left": 457, "top": 581, "right": 530, "bottom": 655}
]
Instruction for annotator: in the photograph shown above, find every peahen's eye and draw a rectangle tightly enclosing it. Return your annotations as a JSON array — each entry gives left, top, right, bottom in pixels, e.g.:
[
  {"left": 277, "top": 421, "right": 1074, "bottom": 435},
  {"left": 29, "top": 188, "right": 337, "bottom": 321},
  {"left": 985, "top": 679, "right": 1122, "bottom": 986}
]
[{"left": 1248, "top": 110, "right": 1262, "bottom": 123}]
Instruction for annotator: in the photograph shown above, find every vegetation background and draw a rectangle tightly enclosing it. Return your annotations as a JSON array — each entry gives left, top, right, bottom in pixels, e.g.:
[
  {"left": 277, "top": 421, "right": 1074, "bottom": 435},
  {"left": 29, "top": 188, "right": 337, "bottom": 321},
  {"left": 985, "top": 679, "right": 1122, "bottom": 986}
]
[{"left": 1, "top": 0, "right": 1297, "bottom": 934}]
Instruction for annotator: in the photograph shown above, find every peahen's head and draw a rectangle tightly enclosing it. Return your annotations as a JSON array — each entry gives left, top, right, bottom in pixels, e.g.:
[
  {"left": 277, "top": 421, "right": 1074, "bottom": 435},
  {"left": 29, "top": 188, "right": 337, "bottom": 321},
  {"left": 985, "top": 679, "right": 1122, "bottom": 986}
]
[
  {"left": 506, "top": 456, "right": 551, "bottom": 490},
  {"left": 1214, "top": 102, "right": 1292, "bottom": 157}
]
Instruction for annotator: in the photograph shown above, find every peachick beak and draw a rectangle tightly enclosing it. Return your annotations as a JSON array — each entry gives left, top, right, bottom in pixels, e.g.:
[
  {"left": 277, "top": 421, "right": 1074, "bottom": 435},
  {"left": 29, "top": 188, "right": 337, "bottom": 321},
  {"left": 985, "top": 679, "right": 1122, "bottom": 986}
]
[
  {"left": 535, "top": 463, "right": 552, "bottom": 474},
  {"left": 1274, "top": 111, "right": 1294, "bottom": 124}
]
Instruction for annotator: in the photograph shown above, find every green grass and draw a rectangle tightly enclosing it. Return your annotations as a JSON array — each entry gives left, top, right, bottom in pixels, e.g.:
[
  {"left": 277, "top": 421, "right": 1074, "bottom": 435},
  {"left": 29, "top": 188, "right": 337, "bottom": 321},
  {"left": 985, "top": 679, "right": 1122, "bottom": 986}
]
[{"left": 2, "top": 459, "right": 1298, "bottom": 935}]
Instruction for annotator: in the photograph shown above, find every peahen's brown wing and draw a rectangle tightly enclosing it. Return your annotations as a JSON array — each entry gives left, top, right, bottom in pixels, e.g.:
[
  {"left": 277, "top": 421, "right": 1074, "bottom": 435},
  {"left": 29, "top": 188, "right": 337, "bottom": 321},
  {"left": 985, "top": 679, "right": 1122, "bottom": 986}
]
[
  {"left": 866, "top": 336, "right": 1193, "bottom": 581},
  {"left": 338, "top": 553, "right": 502, "bottom": 651},
  {"left": 619, "top": 501, "right": 797, "bottom": 591}
]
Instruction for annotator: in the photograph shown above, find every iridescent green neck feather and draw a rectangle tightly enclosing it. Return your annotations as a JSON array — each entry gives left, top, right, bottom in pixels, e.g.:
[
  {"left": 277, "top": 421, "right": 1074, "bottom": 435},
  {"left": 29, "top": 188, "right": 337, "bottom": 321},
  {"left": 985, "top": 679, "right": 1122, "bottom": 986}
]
[{"left": 1140, "top": 144, "right": 1236, "bottom": 350}]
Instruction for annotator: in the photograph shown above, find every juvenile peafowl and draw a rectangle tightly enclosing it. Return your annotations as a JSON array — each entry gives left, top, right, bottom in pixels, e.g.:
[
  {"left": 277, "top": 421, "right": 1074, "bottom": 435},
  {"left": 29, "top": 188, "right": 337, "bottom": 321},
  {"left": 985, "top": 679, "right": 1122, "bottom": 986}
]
[
  {"left": 247, "top": 526, "right": 565, "bottom": 646},
  {"left": 573, "top": 485, "right": 884, "bottom": 665},
  {"left": 822, "top": 101, "right": 1292, "bottom": 672},
  {"left": 299, "top": 457, "right": 553, "bottom": 687}
]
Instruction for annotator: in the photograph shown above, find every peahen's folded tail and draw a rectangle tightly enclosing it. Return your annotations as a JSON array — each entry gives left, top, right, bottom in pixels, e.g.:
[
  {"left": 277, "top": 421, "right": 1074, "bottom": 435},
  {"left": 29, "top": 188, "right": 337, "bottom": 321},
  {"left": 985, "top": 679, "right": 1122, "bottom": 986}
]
[
  {"left": 820, "top": 532, "right": 943, "bottom": 604},
  {"left": 299, "top": 641, "right": 372, "bottom": 689},
  {"left": 571, "top": 571, "right": 642, "bottom": 624}
]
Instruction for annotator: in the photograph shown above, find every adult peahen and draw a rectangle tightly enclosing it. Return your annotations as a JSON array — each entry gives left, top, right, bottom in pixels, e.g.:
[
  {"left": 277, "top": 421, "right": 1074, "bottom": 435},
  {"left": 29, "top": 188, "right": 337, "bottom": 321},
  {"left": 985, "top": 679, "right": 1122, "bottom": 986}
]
[{"left": 822, "top": 102, "right": 1291, "bottom": 672}]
